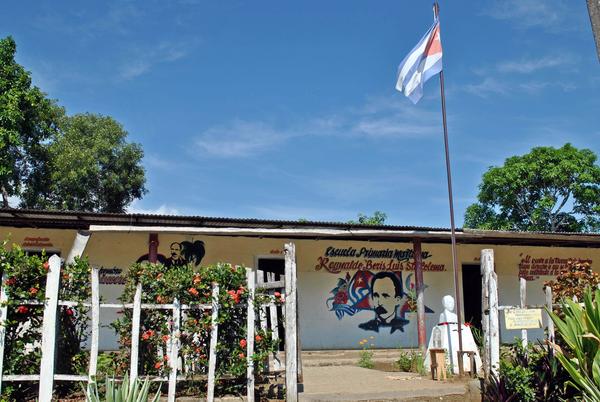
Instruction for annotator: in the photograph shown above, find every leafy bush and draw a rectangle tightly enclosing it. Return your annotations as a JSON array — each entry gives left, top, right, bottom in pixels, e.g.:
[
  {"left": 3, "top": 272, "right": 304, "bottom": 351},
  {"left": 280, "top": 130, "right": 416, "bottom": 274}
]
[
  {"left": 549, "top": 287, "right": 600, "bottom": 401},
  {"left": 394, "top": 350, "right": 424, "bottom": 373},
  {"left": 84, "top": 373, "right": 161, "bottom": 402},
  {"left": 544, "top": 260, "right": 599, "bottom": 308},
  {"left": 111, "top": 262, "right": 280, "bottom": 393},
  {"left": 0, "top": 242, "right": 91, "bottom": 401},
  {"left": 483, "top": 342, "right": 573, "bottom": 402}
]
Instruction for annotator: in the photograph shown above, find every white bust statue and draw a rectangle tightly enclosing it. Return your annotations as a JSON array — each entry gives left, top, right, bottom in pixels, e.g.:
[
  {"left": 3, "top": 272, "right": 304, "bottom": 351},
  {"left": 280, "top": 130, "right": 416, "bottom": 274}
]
[{"left": 439, "top": 294, "right": 458, "bottom": 323}]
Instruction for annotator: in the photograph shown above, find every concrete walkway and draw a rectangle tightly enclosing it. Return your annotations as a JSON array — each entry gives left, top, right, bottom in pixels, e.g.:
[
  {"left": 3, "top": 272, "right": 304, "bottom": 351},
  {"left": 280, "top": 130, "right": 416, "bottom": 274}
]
[{"left": 299, "top": 364, "right": 479, "bottom": 402}]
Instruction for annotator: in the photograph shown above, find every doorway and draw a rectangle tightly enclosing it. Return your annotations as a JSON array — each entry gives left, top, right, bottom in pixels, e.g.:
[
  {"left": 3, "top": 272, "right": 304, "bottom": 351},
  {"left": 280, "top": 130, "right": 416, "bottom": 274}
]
[{"left": 462, "top": 264, "right": 482, "bottom": 330}]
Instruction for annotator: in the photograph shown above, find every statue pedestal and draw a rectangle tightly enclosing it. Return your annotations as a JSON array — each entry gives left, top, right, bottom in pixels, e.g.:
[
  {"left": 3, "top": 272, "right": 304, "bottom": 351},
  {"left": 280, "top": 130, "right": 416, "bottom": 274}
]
[{"left": 424, "top": 322, "right": 482, "bottom": 374}]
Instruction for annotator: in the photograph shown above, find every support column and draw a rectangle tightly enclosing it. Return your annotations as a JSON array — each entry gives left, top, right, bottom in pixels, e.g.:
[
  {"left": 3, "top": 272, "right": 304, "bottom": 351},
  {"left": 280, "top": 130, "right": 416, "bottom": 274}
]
[
  {"left": 414, "top": 239, "right": 426, "bottom": 353},
  {"left": 149, "top": 233, "right": 159, "bottom": 263}
]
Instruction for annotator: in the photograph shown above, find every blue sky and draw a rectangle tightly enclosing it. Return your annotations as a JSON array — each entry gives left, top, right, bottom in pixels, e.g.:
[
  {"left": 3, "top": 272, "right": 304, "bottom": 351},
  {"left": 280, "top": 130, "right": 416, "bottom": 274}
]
[{"left": 2, "top": 0, "right": 599, "bottom": 227}]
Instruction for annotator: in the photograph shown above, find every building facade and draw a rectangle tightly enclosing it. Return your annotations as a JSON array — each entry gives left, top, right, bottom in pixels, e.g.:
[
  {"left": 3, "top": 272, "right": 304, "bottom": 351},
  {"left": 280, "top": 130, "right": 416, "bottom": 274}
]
[{"left": 2, "top": 209, "right": 599, "bottom": 351}]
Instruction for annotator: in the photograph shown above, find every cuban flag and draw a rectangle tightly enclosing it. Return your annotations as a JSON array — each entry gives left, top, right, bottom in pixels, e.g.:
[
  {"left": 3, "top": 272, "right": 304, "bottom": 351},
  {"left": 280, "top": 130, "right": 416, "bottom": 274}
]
[{"left": 395, "top": 20, "right": 443, "bottom": 104}]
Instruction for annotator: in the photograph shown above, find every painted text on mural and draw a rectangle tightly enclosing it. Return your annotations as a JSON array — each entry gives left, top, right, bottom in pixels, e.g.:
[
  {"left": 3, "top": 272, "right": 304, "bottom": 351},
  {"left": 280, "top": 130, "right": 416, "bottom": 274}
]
[
  {"left": 518, "top": 254, "right": 593, "bottom": 280},
  {"left": 315, "top": 246, "right": 445, "bottom": 274}
]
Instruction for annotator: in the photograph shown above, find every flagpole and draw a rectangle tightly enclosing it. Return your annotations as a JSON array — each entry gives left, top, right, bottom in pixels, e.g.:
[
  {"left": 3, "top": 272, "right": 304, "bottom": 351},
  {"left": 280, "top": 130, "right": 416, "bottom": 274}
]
[{"left": 433, "top": 1, "right": 465, "bottom": 375}]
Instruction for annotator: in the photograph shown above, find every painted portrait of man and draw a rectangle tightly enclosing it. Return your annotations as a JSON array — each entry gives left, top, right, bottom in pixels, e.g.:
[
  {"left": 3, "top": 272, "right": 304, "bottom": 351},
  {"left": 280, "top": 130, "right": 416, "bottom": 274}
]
[{"left": 358, "top": 271, "right": 409, "bottom": 333}]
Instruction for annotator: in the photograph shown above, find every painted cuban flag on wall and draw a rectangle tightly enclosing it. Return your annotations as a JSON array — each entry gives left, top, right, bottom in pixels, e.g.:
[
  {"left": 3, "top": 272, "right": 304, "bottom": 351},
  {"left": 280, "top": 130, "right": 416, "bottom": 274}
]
[{"left": 395, "top": 20, "right": 443, "bottom": 104}]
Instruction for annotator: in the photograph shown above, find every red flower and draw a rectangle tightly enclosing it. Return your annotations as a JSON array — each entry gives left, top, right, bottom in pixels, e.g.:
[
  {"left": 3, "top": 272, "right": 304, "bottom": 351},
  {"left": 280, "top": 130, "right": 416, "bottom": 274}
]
[
  {"left": 255, "top": 335, "right": 262, "bottom": 342},
  {"left": 240, "top": 339, "right": 247, "bottom": 348},
  {"left": 188, "top": 287, "right": 199, "bottom": 296},
  {"left": 66, "top": 308, "right": 74, "bottom": 316},
  {"left": 29, "top": 287, "right": 39, "bottom": 296},
  {"left": 274, "top": 291, "right": 281, "bottom": 298},
  {"left": 17, "top": 305, "right": 29, "bottom": 314},
  {"left": 239, "top": 353, "right": 245, "bottom": 359},
  {"left": 142, "top": 330, "right": 155, "bottom": 340},
  {"left": 155, "top": 362, "right": 162, "bottom": 369},
  {"left": 193, "top": 275, "right": 202, "bottom": 284},
  {"left": 5, "top": 278, "right": 16, "bottom": 286},
  {"left": 162, "top": 335, "right": 170, "bottom": 342},
  {"left": 156, "top": 295, "right": 165, "bottom": 303},
  {"left": 43, "top": 262, "right": 50, "bottom": 271}
]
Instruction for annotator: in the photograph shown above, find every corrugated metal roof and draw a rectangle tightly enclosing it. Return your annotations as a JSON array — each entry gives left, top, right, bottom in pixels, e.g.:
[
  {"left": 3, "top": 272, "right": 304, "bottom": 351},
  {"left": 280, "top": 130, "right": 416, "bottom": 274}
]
[{"left": 1, "top": 208, "right": 600, "bottom": 247}]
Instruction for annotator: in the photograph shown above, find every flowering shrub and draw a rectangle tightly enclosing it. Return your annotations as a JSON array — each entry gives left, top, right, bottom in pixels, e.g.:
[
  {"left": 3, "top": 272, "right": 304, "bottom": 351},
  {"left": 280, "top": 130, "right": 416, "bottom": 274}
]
[
  {"left": 544, "top": 260, "right": 600, "bottom": 306},
  {"left": 111, "top": 262, "right": 280, "bottom": 394},
  {"left": 0, "top": 242, "right": 91, "bottom": 401}
]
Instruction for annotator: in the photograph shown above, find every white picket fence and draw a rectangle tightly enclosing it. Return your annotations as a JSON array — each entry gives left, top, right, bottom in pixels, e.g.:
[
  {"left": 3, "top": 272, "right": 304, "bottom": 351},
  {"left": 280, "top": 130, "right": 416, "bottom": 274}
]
[{"left": 0, "top": 242, "right": 299, "bottom": 402}]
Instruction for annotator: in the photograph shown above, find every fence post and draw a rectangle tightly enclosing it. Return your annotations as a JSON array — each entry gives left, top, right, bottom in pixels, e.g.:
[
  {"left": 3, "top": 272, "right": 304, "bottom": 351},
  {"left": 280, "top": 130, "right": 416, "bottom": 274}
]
[
  {"left": 284, "top": 243, "right": 298, "bottom": 402},
  {"left": 267, "top": 272, "right": 282, "bottom": 371},
  {"left": 38, "top": 254, "right": 62, "bottom": 402},
  {"left": 481, "top": 249, "right": 499, "bottom": 377},
  {"left": 481, "top": 254, "right": 489, "bottom": 378},
  {"left": 88, "top": 267, "right": 100, "bottom": 381},
  {"left": 545, "top": 286, "right": 555, "bottom": 343},
  {"left": 0, "top": 273, "right": 9, "bottom": 395},
  {"left": 168, "top": 298, "right": 181, "bottom": 402},
  {"left": 130, "top": 283, "right": 142, "bottom": 383},
  {"left": 520, "top": 277, "right": 528, "bottom": 348},
  {"left": 246, "top": 268, "right": 256, "bottom": 402},
  {"left": 207, "top": 283, "right": 219, "bottom": 402}
]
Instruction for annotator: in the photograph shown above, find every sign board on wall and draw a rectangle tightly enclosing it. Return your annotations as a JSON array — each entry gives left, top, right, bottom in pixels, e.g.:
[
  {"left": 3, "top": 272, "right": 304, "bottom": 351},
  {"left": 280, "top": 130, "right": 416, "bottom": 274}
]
[{"left": 504, "top": 308, "right": 542, "bottom": 329}]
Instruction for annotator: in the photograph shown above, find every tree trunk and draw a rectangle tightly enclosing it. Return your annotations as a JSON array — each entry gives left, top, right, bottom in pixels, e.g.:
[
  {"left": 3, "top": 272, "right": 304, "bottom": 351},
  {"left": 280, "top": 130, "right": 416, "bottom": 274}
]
[
  {"left": 1, "top": 185, "right": 9, "bottom": 208},
  {"left": 589, "top": 0, "right": 600, "bottom": 61}
]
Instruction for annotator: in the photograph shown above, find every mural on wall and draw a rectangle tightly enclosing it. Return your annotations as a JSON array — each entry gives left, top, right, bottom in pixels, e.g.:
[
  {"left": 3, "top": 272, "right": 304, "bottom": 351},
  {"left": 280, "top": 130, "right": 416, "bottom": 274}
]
[
  {"left": 136, "top": 240, "right": 206, "bottom": 267},
  {"left": 327, "top": 271, "right": 433, "bottom": 333}
]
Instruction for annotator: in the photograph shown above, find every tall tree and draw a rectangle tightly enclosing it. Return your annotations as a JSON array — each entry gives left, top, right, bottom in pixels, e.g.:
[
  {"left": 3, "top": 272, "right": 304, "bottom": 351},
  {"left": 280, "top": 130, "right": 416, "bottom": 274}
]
[
  {"left": 464, "top": 144, "right": 600, "bottom": 233},
  {"left": 0, "top": 36, "right": 63, "bottom": 207},
  {"left": 348, "top": 211, "right": 387, "bottom": 225},
  {"left": 25, "top": 113, "right": 147, "bottom": 213}
]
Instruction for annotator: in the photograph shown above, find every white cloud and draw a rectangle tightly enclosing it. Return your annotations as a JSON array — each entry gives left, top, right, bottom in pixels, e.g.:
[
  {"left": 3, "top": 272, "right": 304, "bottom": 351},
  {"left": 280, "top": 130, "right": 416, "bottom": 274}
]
[
  {"left": 462, "top": 77, "right": 508, "bottom": 97},
  {"left": 195, "top": 120, "right": 289, "bottom": 157},
  {"left": 192, "top": 94, "right": 444, "bottom": 158},
  {"left": 497, "top": 55, "right": 572, "bottom": 74},
  {"left": 482, "top": 0, "right": 570, "bottom": 30},
  {"left": 127, "top": 200, "right": 180, "bottom": 216},
  {"left": 120, "top": 40, "right": 193, "bottom": 80}
]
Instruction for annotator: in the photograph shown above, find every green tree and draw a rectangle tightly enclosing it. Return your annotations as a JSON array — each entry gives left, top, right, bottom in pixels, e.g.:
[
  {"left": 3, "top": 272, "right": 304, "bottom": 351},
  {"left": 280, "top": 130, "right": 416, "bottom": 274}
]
[
  {"left": 26, "top": 113, "right": 147, "bottom": 213},
  {"left": 349, "top": 211, "right": 387, "bottom": 225},
  {"left": 464, "top": 144, "right": 600, "bottom": 232},
  {"left": 0, "top": 36, "right": 63, "bottom": 207}
]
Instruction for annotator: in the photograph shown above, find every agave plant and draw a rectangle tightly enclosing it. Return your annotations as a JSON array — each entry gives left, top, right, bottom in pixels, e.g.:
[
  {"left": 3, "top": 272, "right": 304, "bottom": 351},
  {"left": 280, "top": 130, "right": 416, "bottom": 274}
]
[
  {"left": 83, "top": 374, "right": 161, "bottom": 402},
  {"left": 548, "top": 287, "right": 600, "bottom": 401}
]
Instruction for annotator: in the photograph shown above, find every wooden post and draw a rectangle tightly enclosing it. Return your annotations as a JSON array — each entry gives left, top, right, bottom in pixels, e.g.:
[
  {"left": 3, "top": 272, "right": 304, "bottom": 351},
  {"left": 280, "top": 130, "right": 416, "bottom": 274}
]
[
  {"left": 482, "top": 249, "right": 500, "bottom": 377},
  {"left": 168, "top": 298, "right": 181, "bottom": 402},
  {"left": 519, "top": 277, "right": 528, "bottom": 348},
  {"left": 480, "top": 254, "right": 489, "bottom": 378},
  {"left": 246, "top": 268, "right": 256, "bottom": 402},
  {"left": 149, "top": 233, "right": 159, "bottom": 263},
  {"left": 130, "top": 283, "right": 142, "bottom": 383},
  {"left": 207, "top": 284, "right": 220, "bottom": 402},
  {"left": 413, "top": 239, "right": 426, "bottom": 353},
  {"left": 545, "top": 286, "right": 555, "bottom": 343},
  {"left": 267, "top": 273, "right": 282, "bottom": 371},
  {"left": 284, "top": 243, "right": 298, "bottom": 402},
  {"left": 88, "top": 267, "right": 100, "bottom": 380},
  {"left": 66, "top": 230, "right": 91, "bottom": 265},
  {"left": 0, "top": 273, "right": 9, "bottom": 395},
  {"left": 38, "top": 254, "right": 62, "bottom": 402}
]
